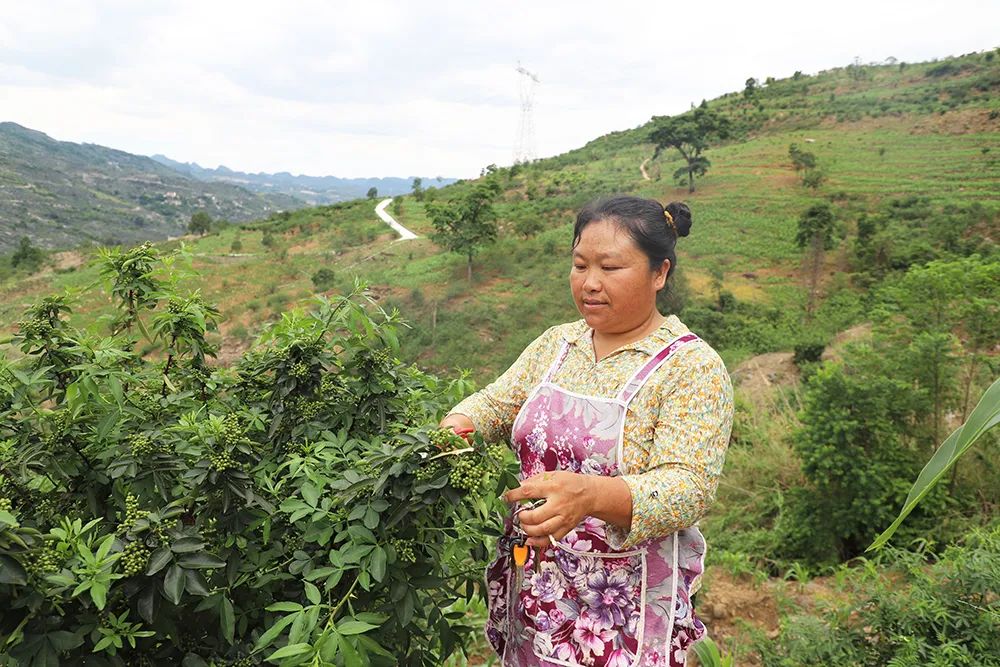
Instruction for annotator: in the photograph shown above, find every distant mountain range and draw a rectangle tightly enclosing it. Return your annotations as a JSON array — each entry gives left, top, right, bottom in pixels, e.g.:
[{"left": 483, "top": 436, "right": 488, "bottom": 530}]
[
  {"left": 0, "top": 122, "right": 305, "bottom": 253},
  {"left": 0, "top": 121, "right": 455, "bottom": 253},
  {"left": 149, "top": 155, "right": 455, "bottom": 205}
]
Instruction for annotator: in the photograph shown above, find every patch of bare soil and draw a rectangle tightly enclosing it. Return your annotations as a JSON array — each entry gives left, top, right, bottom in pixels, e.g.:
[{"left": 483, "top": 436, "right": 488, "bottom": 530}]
[
  {"left": 821, "top": 322, "right": 872, "bottom": 362},
  {"left": 52, "top": 250, "right": 85, "bottom": 271},
  {"left": 693, "top": 569, "right": 844, "bottom": 667},
  {"left": 731, "top": 351, "right": 798, "bottom": 396}
]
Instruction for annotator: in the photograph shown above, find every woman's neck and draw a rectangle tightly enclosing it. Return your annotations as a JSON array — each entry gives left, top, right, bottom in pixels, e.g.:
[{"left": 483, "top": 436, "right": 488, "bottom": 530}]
[{"left": 591, "top": 311, "right": 666, "bottom": 362}]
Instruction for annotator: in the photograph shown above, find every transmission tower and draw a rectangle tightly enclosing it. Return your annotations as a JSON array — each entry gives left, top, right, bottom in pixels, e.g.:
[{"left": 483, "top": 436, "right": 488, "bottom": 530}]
[{"left": 513, "top": 62, "right": 540, "bottom": 165}]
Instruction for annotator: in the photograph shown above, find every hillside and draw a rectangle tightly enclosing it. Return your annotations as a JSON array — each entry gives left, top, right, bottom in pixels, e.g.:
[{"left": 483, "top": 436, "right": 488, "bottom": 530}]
[
  {"left": 3, "top": 51, "right": 997, "bottom": 379},
  {"left": 151, "top": 154, "right": 457, "bottom": 205},
  {"left": 0, "top": 123, "right": 303, "bottom": 252}
]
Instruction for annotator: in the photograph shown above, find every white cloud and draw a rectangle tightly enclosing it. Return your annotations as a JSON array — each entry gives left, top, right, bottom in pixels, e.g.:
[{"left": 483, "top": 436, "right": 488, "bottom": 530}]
[{"left": 1, "top": 0, "right": 996, "bottom": 177}]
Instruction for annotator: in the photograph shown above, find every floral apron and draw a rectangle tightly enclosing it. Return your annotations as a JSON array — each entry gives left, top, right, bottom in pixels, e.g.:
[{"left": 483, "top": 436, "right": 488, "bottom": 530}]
[{"left": 485, "top": 332, "right": 708, "bottom": 667}]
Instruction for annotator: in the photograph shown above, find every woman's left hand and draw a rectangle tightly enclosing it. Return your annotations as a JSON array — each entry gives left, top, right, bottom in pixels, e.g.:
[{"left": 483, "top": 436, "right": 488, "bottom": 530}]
[{"left": 503, "top": 471, "right": 595, "bottom": 548}]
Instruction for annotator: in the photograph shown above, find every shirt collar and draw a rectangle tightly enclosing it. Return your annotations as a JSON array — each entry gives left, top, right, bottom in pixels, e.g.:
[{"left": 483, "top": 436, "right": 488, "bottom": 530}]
[{"left": 562, "top": 316, "right": 688, "bottom": 356}]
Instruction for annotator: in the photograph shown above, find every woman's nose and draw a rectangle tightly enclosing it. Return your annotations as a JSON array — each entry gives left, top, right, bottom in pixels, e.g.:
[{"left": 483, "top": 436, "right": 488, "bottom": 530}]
[{"left": 582, "top": 270, "right": 602, "bottom": 292}]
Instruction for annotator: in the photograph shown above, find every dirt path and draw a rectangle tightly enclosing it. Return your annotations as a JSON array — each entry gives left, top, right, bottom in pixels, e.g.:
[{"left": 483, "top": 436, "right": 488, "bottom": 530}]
[
  {"left": 375, "top": 198, "right": 418, "bottom": 240},
  {"left": 640, "top": 157, "right": 652, "bottom": 181}
]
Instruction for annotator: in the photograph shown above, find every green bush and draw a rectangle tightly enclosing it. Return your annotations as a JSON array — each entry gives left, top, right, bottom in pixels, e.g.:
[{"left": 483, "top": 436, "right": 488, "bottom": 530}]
[
  {"left": 757, "top": 525, "right": 1000, "bottom": 665},
  {"left": 783, "top": 355, "right": 943, "bottom": 562},
  {"left": 311, "top": 268, "right": 336, "bottom": 292},
  {"left": 0, "top": 251, "right": 513, "bottom": 665}
]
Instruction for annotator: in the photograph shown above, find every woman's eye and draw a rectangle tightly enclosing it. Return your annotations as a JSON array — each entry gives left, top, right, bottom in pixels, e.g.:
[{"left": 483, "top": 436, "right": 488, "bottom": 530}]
[
  {"left": 573, "top": 264, "right": 586, "bottom": 270},
  {"left": 602, "top": 266, "right": 621, "bottom": 271}
]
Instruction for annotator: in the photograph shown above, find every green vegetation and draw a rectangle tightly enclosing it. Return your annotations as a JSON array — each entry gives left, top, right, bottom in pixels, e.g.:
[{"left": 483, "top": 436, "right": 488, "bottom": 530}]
[{"left": 0, "top": 251, "right": 515, "bottom": 665}]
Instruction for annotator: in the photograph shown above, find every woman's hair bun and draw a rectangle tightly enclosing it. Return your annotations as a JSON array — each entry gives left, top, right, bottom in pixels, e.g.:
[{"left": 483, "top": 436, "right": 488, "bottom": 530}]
[{"left": 665, "top": 202, "right": 693, "bottom": 238}]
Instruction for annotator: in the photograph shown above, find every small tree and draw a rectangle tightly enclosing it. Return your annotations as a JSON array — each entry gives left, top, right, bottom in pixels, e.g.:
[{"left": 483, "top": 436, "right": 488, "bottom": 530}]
[
  {"left": 426, "top": 175, "right": 501, "bottom": 282},
  {"left": 649, "top": 106, "right": 730, "bottom": 193},
  {"left": 188, "top": 211, "right": 212, "bottom": 236},
  {"left": 10, "top": 236, "right": 44, "bottom": 272},
  {"left": 796, "top": 203, "right": 836, "bottom": 317},
  {"left": 366, "top": 186, "right": 378, "bottom": 200},
  {"left": 311, "top": 267, "right": 336, "bottom": 291},
  {"left": 411, "top": 177, "right": 424, "bottom": 201}
]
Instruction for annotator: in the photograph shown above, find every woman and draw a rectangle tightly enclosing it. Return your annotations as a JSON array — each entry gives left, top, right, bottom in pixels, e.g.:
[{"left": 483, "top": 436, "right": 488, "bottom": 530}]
[{"left": 440, "top": 196, "right": 734, "bottom": 667}]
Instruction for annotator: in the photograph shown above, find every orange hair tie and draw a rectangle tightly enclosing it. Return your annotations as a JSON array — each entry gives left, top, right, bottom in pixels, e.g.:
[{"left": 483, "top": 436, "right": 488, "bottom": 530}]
[{"left": 664, "top": 209, "right": 678, "bottom": 235}]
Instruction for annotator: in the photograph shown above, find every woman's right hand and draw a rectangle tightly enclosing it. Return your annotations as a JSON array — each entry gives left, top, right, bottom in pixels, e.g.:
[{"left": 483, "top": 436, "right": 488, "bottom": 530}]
[{"left": 439, "top": 414, "right": 475, "bottom": 442}]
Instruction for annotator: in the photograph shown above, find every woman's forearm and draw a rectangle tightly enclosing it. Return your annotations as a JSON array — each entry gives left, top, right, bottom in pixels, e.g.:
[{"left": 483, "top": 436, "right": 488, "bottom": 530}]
[{"left": 584, "top": 474, "right": 633, "bottom": 533}]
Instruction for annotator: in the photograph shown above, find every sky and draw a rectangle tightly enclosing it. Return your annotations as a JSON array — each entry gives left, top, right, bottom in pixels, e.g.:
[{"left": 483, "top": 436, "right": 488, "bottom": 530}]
[{"left": 1, "top": 0, "right": 997, "bottom": 179}]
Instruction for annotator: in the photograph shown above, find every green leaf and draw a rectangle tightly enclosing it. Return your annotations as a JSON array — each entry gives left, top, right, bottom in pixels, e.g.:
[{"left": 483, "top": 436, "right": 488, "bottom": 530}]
[
  {"left": 303, "top": 581, "right": 321, "bottom": 605},
  {"left": 868, "top": 376, "right": 1000, "bottom": 551},
  {"left": 178, "top": 552, "right": 226, "bottom": 569},
  {"left": 369, "top": 547, "right": 387, "bottom": 583},
  {"left": 90, "top": 581, "right": 109, "bottom": 610},
  {"left": 220, "top": 597, "right": 235, "bottom": 645},
  {"left": 266, "top": 601, "right": 304, "bottom": 613},
  {"left": 185, "top": 569, "right": 211, "bottom": 596},
  {"left": 163, "top": 564, "right": 185, "bottom": 605},
  {"left": 93, "top": 635, "right": 116, "bottom": 653},
  {"left": 337, "top": 620, "right": 379, "bottom": 636},
  {"left": 146, "top": 547, "right": 172, "bottom": 575},
  {"left": 338, "top": 635, "right": 363, "bottom": 667},
  {"left": 300, "top": 483, "right": 321, "bottom": 507},
  {"left": 0, "top": 555, "right": 27, "bottom": 585},
  {"left": 254, "top": 613, "right": 296, "bottom": 651},
  {"left": 170, "top": 537, "right": 206, "bottom": 553},
  {"left": 266, "top": 643, "right": 312, "bottom": 662}
]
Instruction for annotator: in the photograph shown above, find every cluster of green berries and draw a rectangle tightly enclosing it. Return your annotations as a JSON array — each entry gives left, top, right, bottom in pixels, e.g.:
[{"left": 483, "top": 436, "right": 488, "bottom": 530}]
[
  {"left": 429, "top": 428, "right": 465, "bottom": 451},
  {"left": 414, "top": 461, "right": 443, "bottom": 481},
  {"left": 290, "top": 361, "right": 311, "bottom": 380},
  {"left": 28, "top": 544, "right": 62, "bottom": 576},
  {"left": 219, "top": 414, "right": 245, "bottom": 448},
  {"left": 209, "top": 450, "right": 238, "bottom": 472},
  {"left": 229, "top": 656, "right": 255, "bottom": 667},
  {"left": 357, "top": 458, "right": 380, "bottom": 478},
  {"left": 449, "top": 455, "right": 488, "bottom": 493},
  {"left": 295, "top": 398, "right": 323, "bottom": 421},
  {"left": 166, "top": 299, "right": 185, "bottom": 314},
  {"left": 118, "top": 494, "right": 148, "bottom": 535},
  {"left": 0, "top": 497, "right": 12, "bottom": 512},
  {"left": 120, "top": 541, "right": 150, "bottom": 577},
  {"left": 389, "top": 538, "right": 416, "bottom": 563},
  {"left": 128, "top": 433, "right": 156, "bottom": 457},
  {"left": 17, "top": 317, "right": 55, "bottom": 340},
  {"left": 153, "top": 518, "right": 179, "bottom": 545}
]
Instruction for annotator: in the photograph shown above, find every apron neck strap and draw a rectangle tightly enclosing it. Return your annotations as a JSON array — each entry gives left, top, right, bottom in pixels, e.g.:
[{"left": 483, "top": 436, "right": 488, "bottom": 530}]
[
  {"left": 616, "top": 333, "right": 700, "bottom": 405},
  {"left": 541, "top": 340, "right": 572, "bottom": 384}
]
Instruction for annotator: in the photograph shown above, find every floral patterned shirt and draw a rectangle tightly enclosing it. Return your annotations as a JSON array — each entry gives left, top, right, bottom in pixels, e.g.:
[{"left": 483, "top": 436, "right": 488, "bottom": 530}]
[{"left": 448, "top": 316, "right": 734, "bottom": 550}]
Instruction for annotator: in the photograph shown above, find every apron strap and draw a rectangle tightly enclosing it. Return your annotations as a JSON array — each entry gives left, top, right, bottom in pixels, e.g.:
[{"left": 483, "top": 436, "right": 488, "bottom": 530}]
[
  {"left": 541, "top": 340, "right": 572, "bottom": 384},
  {"left": 616, "top": 333, "right": 700, "bottom": 405}
]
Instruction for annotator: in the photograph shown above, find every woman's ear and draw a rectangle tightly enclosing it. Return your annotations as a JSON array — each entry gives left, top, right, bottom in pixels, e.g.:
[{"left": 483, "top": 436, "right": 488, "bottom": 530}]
[{"left": 654, "top": 260, "right": 670, "bottom": 290}]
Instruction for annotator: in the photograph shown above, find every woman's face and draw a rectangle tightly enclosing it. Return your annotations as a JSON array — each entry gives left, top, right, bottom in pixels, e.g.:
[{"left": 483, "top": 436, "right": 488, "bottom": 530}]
[{"left": 570, "top": 219, "right": 668, "bottom": 335}]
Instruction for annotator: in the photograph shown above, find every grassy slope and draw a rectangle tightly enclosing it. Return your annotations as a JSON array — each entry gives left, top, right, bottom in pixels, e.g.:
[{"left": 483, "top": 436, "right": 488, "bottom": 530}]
[{"left": 2, "top": 51, "right": 998, "bottom": 382}]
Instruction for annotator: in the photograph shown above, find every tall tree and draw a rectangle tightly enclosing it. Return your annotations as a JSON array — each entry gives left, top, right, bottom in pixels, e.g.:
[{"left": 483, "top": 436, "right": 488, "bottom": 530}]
[
  {"left": 795, "top": 203, "right": 836, "bottom": 317},
  {"left": 411, "top": 177, "right": 424, "bottom": 201},
  {"left": 426, "top": 175, "right": 501, "bottom": 282},
  {"left": 648, "top": 106, "right": 730, "bottom": 193},
  {"left": 188, "top": 211, "right": 212, "bottom": 236},
  {"left": 366, "top": 187, "right": 379, "bottom": 200}
]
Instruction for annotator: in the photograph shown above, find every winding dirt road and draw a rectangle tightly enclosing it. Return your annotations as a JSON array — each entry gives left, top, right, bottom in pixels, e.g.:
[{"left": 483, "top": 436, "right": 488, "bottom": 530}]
[{"left": 375, "top": 198, "right": 418, "bottom": 240}]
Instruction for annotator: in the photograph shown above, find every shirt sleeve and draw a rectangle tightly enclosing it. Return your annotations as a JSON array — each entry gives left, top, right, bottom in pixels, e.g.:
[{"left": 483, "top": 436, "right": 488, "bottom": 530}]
[
  {"left": 606, "top": 347, "right": 734, "bottom": 550},
  {"left": 446, "top": 326, "right": 560, "bottom": 443}
]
